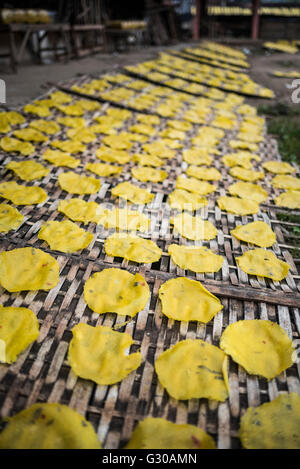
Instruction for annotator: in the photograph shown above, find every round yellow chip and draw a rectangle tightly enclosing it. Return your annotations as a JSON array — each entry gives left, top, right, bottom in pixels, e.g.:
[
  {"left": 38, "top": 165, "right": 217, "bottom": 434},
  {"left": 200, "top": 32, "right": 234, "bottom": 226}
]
[
  {"left": 133, "top": 153, "right": 163, "bottom": 167},
  {"left": 230, "top": 166, "right": 264, "bottom": 182},
  {"left": 159, "top": 277, "right": 223, "bottom": 323},
  {"left": 263, "top": 161, "right": 295, "bottom": 174},
  {"left": 132, "top": 166, "right": 167, "bottom": 183},
  {"left": 42, "top": 149, "right": 79, "bottom": 168},
  {"left": 97, "top": 207, "right": 150, "bottom": 232},
  {"left": 142, "top": 143, "right": 175, "bottom": 159},
  {"left": 24, "top": 104, "right": 51, "bottom": 117},
  {"left": 228, "top": 182, "right": 268, "bottom": 203},
  {"left": 29, "top": 120, "right": 60, "bottom": 135},
  {"left": 0, "top": 305, "right": 39, "bottom": 364},
  {"left": 6, "top": 161, "right": 50, "bottom": 181},
  {"left": 239, "top": 393, "right": 300, "bottom": 449},
  {"left": 186, "top": 166, "right": 221, "bottom": 181},
  {"left": 38, "top": 220, "right": 93, "bottom": 253},
  {"left": 125, "top": 417, "right": 216, "bottom": 449},
  {"left": 102, "top": 135, "right": 132, "bottom": 150},
  {"left": 14, "top": 128, "right": 48, "bottom": 143},
  {"left": 271, "top": 175, "right": 300, "bottom": 190},
  {"left": 0, "top": 136, "right": 34, "bottom": 155},
  {"left": 129, "top": 124, "right": 156, "bottom": 136},
  {"left": 168, "top": 189, "right": 207, "bottom": 211},
  {"left": 104, "top": 233, "right": 162, "bottom": 263},
  {"left": 182, "top": 149, "right": 213, "bottom": 166},
  {"left": 57, "top": 104, "right": 84, "bottom": 116},
  {"left": 220, "top": 320, "right": 294, "bottom": 379},
  {"left": 168, "top": 244, "right": 223, "bottom": 273},
  {"left": 217, "top": 196, "right": 259, "bottom": 215},
  {"left": 231, "top": 221, "right": 276, "bottom": 248},
  {"left": 0, "top": 247, "right": 59, "bottom": 292},
  {"left": 155, "top": 339, "right": 229, "bottom": 401},
  {"left": 0, "top": 181, "right": 47, "bottom": 205},
  {"left": 176, "top": 175, "right": 216, "bottom": 195},
  {"left": 168, "top": 120, "right": 192, "bottom": 132},
  {"left": 222, "top": 152, "right": 258, "bottom": 169},
  {"left": 85, "top": 162, "right": 122, "bottom": 177},
  {"left": 171, "top": 213, "right": 217, "bottom": 241},
  {"left": 68, "top": 323, "right": 142, "bottom": 385},
  {"left": 0, "top": 204, "right": 24, "bottom": 232},
  {"left": 111, "top": 182, "right": 154, "bottom": 205},
  {"left": 57, "top": 116, "right": 86, "bottom": 128},
  {"left": 51, "top": 139, "right": 86, "bottom": 154},
  {"left": 58, "top": 171, "right": 101, "bottom": 194},
  {"left": 95, "top": 147, "right": 131, "bottom": 164},
  {"left": 66, "top": 127, "right": 96, "bottom": 143},
  {"left": 58, "top": 198, "right": 100, "bottom": 224},
  {"left": 236, "top": 248, "right": 290, "bottom": 281},
  {"left": 275, "top": 190, "right": 300, "bottom": 209},
  {"left": 0, "top": 403, "right": 101, "bottom": 449},
  {"left": 84, "top": 268, "right": 150, "bottom": 317}
]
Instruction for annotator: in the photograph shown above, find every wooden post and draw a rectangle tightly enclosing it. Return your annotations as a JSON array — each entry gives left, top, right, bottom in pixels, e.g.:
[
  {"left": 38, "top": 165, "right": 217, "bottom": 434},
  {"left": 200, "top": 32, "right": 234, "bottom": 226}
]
[
  {"left": 251, "top": 0, "right": 260, "bottom": 40},
  {"left": 193, "top": 0, "right": 201, "bottom": 40}
]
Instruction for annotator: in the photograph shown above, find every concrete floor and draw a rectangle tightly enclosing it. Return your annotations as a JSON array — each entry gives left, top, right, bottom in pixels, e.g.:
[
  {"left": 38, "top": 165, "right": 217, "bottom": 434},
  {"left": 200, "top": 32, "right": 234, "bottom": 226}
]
[{"left": 1, "top": 40, "right": 300, "bottom": 108}]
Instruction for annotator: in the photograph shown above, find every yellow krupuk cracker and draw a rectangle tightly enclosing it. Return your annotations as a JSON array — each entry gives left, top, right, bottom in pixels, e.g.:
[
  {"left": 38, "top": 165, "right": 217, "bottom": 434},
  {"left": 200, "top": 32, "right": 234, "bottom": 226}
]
[
  {"left": 236, "top": 248, "right": 290, "bottom": 281},
  {"left": 168, "top": 244, "right": 223, "bottom": 273},
  {"left": 38, "top": 220, "right": 93, "bottom": 253},
  {"left": 6, "top": 161, "right": 49, "bottom": 181},
  {"left": 0, "top": 181, "right": 47, "bottom": 205},
  {"left": 58, "top": 171, "right": 101, "bottom": 194},
  {"left": 104, "top": 233, "right": 162, "bottom": 264},
  {"left": 0, "top": 204, "right": 24, "bottom": 232}
]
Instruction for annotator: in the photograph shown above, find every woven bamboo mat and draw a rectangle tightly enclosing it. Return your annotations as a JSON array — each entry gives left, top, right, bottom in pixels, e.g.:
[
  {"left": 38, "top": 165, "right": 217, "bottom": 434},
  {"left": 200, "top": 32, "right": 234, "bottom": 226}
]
[{"left": 0, "top": 76, "right": 300, "bottom": 448}]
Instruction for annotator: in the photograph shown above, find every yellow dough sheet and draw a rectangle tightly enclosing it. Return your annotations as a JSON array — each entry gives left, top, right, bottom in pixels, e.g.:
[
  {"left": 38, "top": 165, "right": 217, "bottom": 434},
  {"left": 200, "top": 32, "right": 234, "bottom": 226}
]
[
  {"left": 186, "top": 165, "right": 221, "bottom": 181},
  {"left": 262, "top": 160, "right": 295, "bottom": 174},
  {"left": 132, "top": 166, "right": 167, "bottom": 183},
  {"left": 0, "top": 181, "right": 47, "bottom": 205},
  {"left": 228, "top": 181, "right": 268, "bottom": 203},
  {"left": 38, "top": 220, "right": 93, "bottom": 253},
  {"left": 168, "top": 189, "right": 207, "bottom": 211},
  {"left": 0, "top": 204, "right": 24, "bottom": 233},
  {"left": 111, "top": 181, "right": 154, "bottom": 205},
  {"left": 97, "top": 207, "right": 150, "bottom": 232},
  {"left": 275, "top": 190, "right": 300, "bottom": 209},
  {"left": 0, "top": 403, "right": 101, "bottom": 449},
  {"left": 231, "top": 221, "right": 276, "bottom": 248},
  {"left": 155, "top": 338, "right": 229, "bottom": 401},
  {"left": 95, "top": 147, "right": 131, "bottom": 164},
  {"left": 0, "top": 247, "right": 59, "bottom": 292},
  {"left": 271, "top": 174, "right": 300, "bottom": 190},
  {"left": 58, "top": 171, "right": 101, "bottom": 194},
  {"left": 168, "top": 244, "right": 223, "bottom": 273},
  {"left": 42, "top": 149, "right": 79, "bottom": 168},
  {"left": 68, "top": 323, "right": 142, "bottom": 385},
  {"left": 6, "top": 160, "right": 50, "bottom": 181},
  {"left": 217, "top": 195, "right": 259, "bottom": 215},
  {"left": 132, "top": 153, "right": 164, "bottom": 167},
  {"left": 0, "top": 136, "right": 34, "bottom": 155},
  {"left": 171, "top": 213, "right": 217, "bottom": 241},
  {"left": 236, "top": 248, "right": 290, "bottom": 281},
  {"left": 58, "top": 198, "right": 100, "bottom": 224},
  {"left": 176, "top": 175, "right": 216, "bottom": 195},
  {"left": 229, "top": 166, "right": 264, "bottom": 182},
  {"left": 159, "top": 277, "right": 223, "bottom": 323},
  {"left": 104, "top": 233, "right": 162, "bottom": 263},
  {"left": 85, "top": 162, "right": 122, "bottom": 177}
]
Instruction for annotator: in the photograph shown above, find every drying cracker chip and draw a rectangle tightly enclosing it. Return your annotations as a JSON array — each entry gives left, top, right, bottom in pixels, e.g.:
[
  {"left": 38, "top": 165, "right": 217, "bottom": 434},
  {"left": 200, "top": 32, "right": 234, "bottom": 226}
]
[
  {"left": 132, "top": 166, "right": 167, "bottom": 183},
  {"left": 168, "top": 244, "right": 223, "bottom": 273},
  {"left": 51, "top": 139, "right": 86, "bottom": 154},
  {"left": 222, "top": 151, "right": 260, "bottom": 169},
  {"left": 217, "top": 196, "right": 259, "bottom": 215},
  {"left": 236, "top": 248, "right": 290, "bottom": 281},
  {"left": 58, "top": 171, "right": 101, "bottom": 194},
  {"left": 66, "top": 127, "right": 96, "bottom": 143},
  {"left": 0, "top": 305, "right": 39, "bottom": 363},
  {"left": 84, "top": 268, "right": 149, "bottom": 317},
  {"left": 0, "top": 136, "right": 34, "bottom": 155},
  {"left": 14, "top": 128, "right": 48, "bottom": 143},
  {"left": 88, "top": 123, "right": 116, "bottom": 135},
  {"left": 4, "top": 111, "right": 25, "bottom": 125},
  {"left": 38, "top": 220, "right": 93, "bottom": 253},
  {"left": 262, "top": 161, "right": 295, "bottom": 174},
  {"left": 142, "top": 143, "right": 175, "bottom": 159},
  {"left": 228, "top": 182, "right": 268, "bottom": 203},
  {"left": 158, "top": 138, "right": 183, "bottom": 149},
  {"left": 231, "top": 221, "right": 276, "bottom": 248},
  {"left": 137, "top": 114, "right": 160, "bottom": 125},
  {"left": 229, "top": 166, "right": 264, "bottom": 182},
  {"left": 159, "top": 128, "right": 186, "bottom": 140},
  {"left": 68, "top": 323, "right": 142, "bottom": 385},
  {"left": 271, "top": 175, "right": 300, "bottom": 190},
  {"left": 0, "top": 403, "right": 101, "bottom": 449},
  {"left": 0, "top": 204, "right": 24, "bottom": 232},
  {"left": 6, "top": 160, "right": 49, "bottom": 181},
  {"left": 0, "top": 181, "right": 47, "bottom": 205},
  {"left": 95, "top": 147, "right": 131, "bottom": 164},
  {"left": 50, "top": 90, "right": 73, "bottom": 104},
  {"left": 171, "top": 213, "right": 217, "bottom": 241},
  {"left": 102, "top": 135, "right": 132, "bottom": 151},
  {"left": 104, "top": 233, "right": 162, "bottom": 263},
  {"left": 239, "top": 393, "right": 300, "bottom": 449},
  {"left": 56, "top": 104, "right": 84, "bottom": 116},
  {"left": 125, "top": 417, "right": 216, "bottom": 449},
  {"left": 182, "top": 149, "right": 213, "bottom": 166},
  {"left": 186, "top": 166, "right": 221, "bottom": 181},
  {"left": 42, "top": 149, "right": 79, "bottom": 168},
  {"left": 176, "top": 175, "right": 216, "bottom": 195},
  {"left": 133, "top": 153, "right": 163, "bottom": 167},
  {"left": 159, "top": 277, "right": 223, "bottom": 323},
  {"left": 24, "top": 104, "right": 51, "bottom": 117},
  {"left": 220, "top": 320, "right": 294, "bottom": 379},
  {"left": 57, "top": 116, "right": 86, "bottom": 128},
  {"left": 29, "top": 120, "right": 60, "bottom": 135},
  {"left": 155, "top": 339, "right": 229, "bottom": 401},
  {"left": 168, "top": 189, "right": 207, "bottom": 211},
  {"left": 85, "top": 162, "right": 122, "bottom": 177},
  {"left": 168, "top": 120, "right": 192, "bottom": 132},
  {"left": 275, "top": 190, "right": 300, "bottom": 209},
  {"left": 111, "top": 182, "right": 154, "bottom": 205},
  {"left": 77, "top": 99, "right": 101, "bottom": 111},
  {"left": 129, "top": 124, "right": 156, "bottom": 136},
  {"left": 97, "top": 208, "right": 150, "bottom": 232},
  {"left": 0, "top": 247, "right": 59, "bottom": 292},
  {"left": 58, "top": 198, "right": 100, "bottom": 224}
]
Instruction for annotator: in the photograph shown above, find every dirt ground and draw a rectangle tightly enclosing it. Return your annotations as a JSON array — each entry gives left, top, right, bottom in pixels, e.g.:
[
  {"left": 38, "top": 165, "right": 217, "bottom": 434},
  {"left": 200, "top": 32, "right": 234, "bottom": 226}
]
[{"left": 1, "top": 40, "right": 300, "bottom": 109}]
